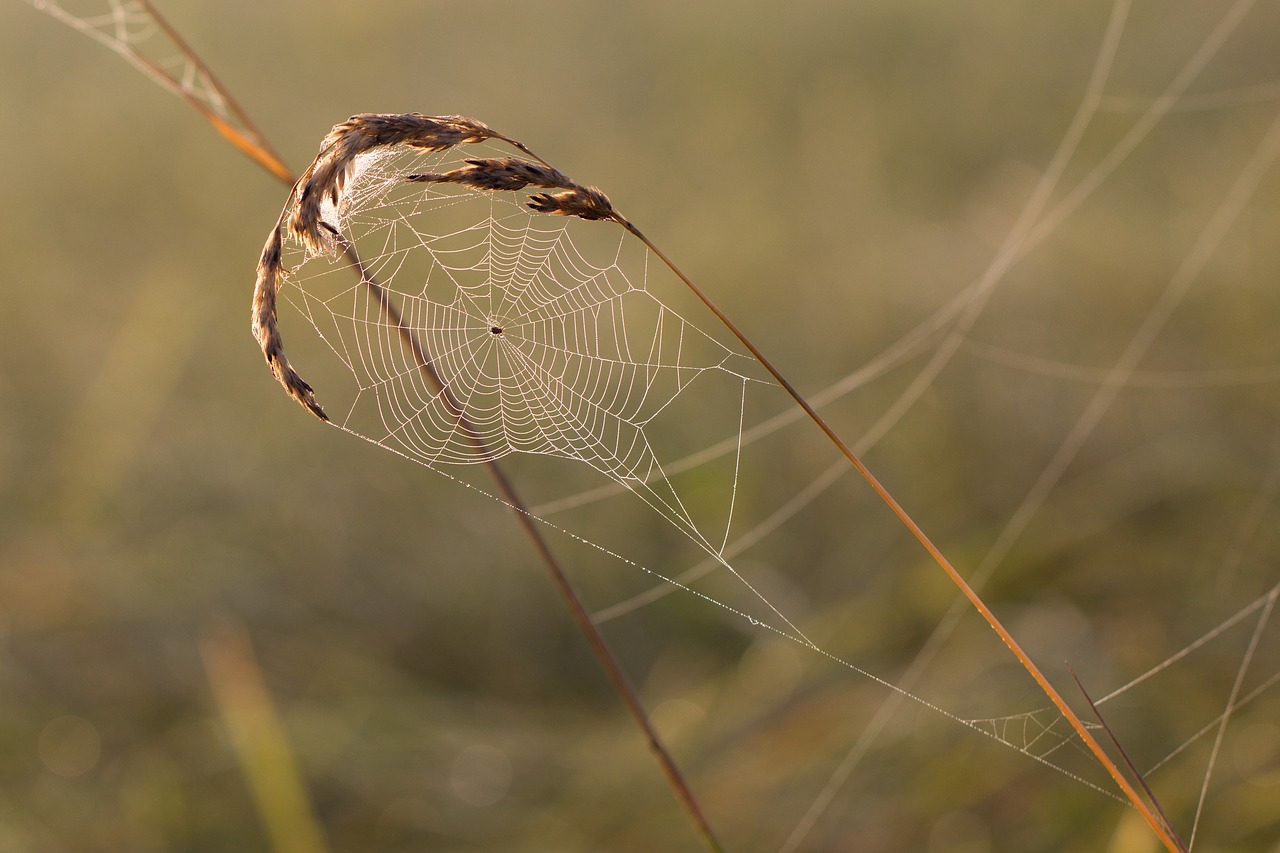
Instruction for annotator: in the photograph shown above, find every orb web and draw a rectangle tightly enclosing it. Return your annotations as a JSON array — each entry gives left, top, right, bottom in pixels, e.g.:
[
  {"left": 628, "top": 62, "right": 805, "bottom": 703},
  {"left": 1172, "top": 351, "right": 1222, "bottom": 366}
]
[{"left": 277, "top": 140, "right": 772, "bottom": 551}]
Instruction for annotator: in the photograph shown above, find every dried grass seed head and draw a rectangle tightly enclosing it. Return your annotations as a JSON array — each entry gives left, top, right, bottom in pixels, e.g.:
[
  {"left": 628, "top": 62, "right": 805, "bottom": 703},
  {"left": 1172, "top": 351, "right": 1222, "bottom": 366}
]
[
  {"left": 255, "top": 113, "right": 626, "bottom": 420},
  {"left": 290, "top": 114, "right": 500, "bottom": 256}
]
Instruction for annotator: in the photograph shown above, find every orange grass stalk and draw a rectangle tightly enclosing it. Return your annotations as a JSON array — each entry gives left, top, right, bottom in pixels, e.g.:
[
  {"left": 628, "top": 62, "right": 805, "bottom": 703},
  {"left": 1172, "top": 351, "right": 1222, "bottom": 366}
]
[{"left": 253, "top": 113, "right": 1188, "bottom": 853}]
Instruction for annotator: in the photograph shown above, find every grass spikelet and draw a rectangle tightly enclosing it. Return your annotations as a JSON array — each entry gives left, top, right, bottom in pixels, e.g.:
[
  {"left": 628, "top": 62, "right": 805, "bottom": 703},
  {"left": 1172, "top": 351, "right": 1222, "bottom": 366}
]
[
  {"left": 289, "top": 114, "right": 501, "bottom": 256},
  {"left": 405, "top": 157, "right": 572, "bottom": 192},
  {"left": 526, "top": 186, "right": 620, "bottom": 222},
  {"left": 251, "top": 226, "right": 326, "bottom": 420},
  {"left": 254, "top": 115, "right": 620, "bottom": 419}
]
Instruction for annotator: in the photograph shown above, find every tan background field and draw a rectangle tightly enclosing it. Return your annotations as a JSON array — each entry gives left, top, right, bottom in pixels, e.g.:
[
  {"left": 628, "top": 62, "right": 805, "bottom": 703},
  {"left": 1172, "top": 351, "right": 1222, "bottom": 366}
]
[{"left": 3, "top": 2, "right": 1279, "bottom": 850}]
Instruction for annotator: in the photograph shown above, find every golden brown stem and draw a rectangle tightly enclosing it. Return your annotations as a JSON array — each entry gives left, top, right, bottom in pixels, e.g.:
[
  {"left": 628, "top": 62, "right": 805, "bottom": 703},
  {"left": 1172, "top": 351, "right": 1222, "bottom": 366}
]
[{"left": 625, "top": 222, "right": 1186, "bottom": 853}]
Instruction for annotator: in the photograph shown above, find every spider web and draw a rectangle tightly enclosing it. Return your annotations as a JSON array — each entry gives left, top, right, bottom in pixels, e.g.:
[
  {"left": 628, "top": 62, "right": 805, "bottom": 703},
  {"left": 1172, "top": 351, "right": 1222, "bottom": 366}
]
[{"left": 279, "top": 141, "right": 776, "bottom": 566}]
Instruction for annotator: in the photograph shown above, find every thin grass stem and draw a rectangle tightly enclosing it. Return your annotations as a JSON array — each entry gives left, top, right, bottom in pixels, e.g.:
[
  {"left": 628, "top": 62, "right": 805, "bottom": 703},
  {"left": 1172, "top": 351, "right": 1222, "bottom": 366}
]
[
  {"left": 1069, "top": 665, "right": 1187, "bottom": 851},
  {"left": 625, "top": 224, "right": 1186, "bottom": 853}
]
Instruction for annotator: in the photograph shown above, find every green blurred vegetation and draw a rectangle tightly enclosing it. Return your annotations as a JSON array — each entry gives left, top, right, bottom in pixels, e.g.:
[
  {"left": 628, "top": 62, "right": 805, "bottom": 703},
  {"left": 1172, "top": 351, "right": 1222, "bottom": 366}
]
[{"left": 3, "top": 1, "right": 1280, "bottom": 851}]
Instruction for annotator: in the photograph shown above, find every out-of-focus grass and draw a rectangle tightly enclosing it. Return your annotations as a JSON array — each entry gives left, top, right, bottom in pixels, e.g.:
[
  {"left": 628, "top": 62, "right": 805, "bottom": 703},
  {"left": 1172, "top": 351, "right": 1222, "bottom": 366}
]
[
  {"left": 201, "top": 620, "right": 329, "bottom": 853},
  {"left": 3, "top": 1, "right": 1280, "bottom": 851}
]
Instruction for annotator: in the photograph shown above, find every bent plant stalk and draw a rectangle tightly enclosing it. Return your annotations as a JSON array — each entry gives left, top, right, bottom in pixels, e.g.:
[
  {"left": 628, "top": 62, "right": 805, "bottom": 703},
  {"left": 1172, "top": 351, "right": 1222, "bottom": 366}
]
[
  {"left": 35, "top": 3, "right": 1188, "bottom": 850},
  {"left": 251, "top": 113, "right": 1186, "bottom": 853}
]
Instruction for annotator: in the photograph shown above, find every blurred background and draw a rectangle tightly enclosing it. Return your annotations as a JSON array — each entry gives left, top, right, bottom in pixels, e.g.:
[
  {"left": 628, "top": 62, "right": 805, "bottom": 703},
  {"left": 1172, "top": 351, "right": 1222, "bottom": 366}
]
[{"left": 3, "top": 1, "right": 1280, "bottom": 850}]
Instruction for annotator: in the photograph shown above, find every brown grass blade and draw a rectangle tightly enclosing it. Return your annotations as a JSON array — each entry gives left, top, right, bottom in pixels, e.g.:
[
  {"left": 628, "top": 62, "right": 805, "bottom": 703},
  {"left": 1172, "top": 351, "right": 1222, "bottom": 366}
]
[{"left": 1068, "top": 665, "right": 1187, "bottom": 852}]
